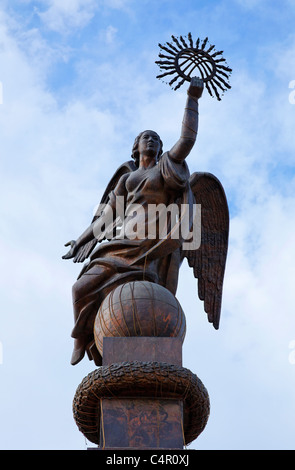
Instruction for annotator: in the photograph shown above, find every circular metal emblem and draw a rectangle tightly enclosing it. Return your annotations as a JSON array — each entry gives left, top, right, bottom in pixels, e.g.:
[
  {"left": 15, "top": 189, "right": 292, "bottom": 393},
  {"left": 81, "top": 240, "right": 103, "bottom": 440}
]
[{"left": 156, "top": 33, "right": 232, "bottom": 101}]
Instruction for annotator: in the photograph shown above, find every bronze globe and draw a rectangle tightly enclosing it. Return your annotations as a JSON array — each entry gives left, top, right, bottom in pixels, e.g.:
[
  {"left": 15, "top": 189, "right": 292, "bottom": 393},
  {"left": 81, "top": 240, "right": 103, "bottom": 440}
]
[{"left": 94, "top": 281, "right": 186, "bottom": 356}]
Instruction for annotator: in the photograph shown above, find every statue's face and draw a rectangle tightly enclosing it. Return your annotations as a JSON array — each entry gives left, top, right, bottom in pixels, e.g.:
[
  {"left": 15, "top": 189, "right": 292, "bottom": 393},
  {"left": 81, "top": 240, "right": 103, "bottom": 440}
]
[{"left": 138, "top": 130, "right": 161, "bottom": 160}]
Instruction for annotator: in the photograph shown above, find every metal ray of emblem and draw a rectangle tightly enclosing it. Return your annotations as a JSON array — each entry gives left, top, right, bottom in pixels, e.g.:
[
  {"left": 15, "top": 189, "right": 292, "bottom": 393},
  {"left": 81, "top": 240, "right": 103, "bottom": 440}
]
[{"left": 156, "top": 32, "right": 232, "bottom": 101}]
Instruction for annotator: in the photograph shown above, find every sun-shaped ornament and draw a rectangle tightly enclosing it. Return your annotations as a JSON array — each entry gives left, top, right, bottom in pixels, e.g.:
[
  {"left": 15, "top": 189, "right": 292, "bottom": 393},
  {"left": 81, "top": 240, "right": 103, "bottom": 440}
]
[{"left": 156, "top": 33, "right": 232, "bottom": 101}]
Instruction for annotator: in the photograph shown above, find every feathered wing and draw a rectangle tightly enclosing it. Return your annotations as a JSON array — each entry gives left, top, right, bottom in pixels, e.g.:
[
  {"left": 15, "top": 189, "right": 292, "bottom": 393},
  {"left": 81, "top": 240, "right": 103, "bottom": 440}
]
[
  {"left": 73, "top": 160, "right": 137, "bottom": 263},
  {"left": 182, "top": 172, "right": 229, "bottom": 329}
]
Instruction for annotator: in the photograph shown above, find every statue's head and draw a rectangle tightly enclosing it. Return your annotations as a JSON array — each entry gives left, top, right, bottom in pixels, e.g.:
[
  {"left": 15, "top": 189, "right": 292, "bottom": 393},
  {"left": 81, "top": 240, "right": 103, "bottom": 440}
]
[{"left": 131, "top": 130, "right": 163, "bottom": 167}]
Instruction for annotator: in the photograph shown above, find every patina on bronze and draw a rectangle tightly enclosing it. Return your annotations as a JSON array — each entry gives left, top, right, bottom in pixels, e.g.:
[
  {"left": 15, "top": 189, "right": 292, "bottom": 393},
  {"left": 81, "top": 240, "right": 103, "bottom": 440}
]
[{"left": 63, "top": 38, "right": 230, "bottom": 448}]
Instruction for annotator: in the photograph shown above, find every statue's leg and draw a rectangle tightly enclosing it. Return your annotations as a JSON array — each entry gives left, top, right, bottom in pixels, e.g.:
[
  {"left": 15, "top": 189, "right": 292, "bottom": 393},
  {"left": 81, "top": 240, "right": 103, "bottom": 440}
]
[{"left": 70, "top": 265, "right": 111, "bottom": 365}]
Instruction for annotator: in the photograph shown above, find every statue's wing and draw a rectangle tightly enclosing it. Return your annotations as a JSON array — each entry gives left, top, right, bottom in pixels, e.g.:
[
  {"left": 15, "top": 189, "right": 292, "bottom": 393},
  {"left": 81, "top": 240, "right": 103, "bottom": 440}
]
[
  {"left": 73, "top": 160, "right": 136, "bottom": 263},
  {"left": 182, "top": 172, "right": 229, "bottom": 329}
]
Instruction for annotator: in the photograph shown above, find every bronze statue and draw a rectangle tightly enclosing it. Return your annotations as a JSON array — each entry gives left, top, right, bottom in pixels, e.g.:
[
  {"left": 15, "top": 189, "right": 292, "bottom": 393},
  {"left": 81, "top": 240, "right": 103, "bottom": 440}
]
[
  {"left": 63, "top": 76, "right": 229, "bottom": 367},
  {"left": 64, "top": 33, "right": 231, "bottom": 448}
]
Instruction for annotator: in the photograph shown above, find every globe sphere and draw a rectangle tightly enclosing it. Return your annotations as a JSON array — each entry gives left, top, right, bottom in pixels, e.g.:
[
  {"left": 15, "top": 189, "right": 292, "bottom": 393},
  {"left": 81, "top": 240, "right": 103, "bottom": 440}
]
[{"left": 94, "top": 281, "right": 186, "bottom": 355}]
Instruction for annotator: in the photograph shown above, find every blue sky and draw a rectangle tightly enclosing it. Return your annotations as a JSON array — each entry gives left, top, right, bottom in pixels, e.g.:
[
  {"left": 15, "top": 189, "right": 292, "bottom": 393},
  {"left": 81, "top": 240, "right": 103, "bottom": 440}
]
[{"left": 1, "top": 0, "right": 295, "bottom": 450}]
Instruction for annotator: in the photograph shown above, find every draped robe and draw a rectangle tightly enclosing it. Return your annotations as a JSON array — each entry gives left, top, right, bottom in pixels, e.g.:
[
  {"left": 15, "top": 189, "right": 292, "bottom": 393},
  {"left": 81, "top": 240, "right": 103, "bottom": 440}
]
[{"left": 71, "top": 151, "right": 194, "bottom": 344}]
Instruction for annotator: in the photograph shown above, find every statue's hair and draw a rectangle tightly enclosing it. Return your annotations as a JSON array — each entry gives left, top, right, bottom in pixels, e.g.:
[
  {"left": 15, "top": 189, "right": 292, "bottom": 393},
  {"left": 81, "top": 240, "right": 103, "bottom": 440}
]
[{"left": 131, "top": 130, "right": 163, "bottom": 167}]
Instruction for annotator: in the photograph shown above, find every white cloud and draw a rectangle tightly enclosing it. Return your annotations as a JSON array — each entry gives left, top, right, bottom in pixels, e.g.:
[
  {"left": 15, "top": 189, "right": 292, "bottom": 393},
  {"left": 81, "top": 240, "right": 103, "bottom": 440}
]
[
  {"left": 103, "top": 25, "right": 118, "bottom": 45},
  {"left": 37, "top": 0, "right": 98, "bottom": 33},
  {"left": 34, "top": 0, "right": 133, "bottom": 33}
]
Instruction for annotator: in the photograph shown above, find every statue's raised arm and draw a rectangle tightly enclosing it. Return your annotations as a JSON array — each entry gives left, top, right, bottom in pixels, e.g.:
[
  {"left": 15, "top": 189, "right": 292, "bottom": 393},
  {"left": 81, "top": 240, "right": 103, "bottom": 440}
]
[{"left": 169, "top": 76, "right": 203, "bottom": 162}]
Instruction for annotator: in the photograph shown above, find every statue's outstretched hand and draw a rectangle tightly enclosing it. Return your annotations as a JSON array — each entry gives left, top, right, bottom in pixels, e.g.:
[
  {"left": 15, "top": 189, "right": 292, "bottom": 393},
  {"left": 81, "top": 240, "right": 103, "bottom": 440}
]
[
  {"left": 188, "top": 77, "right": 204, "bottom": 99},
  {"left": 62, "top": 240, "right": 78, "bottom": 260}
]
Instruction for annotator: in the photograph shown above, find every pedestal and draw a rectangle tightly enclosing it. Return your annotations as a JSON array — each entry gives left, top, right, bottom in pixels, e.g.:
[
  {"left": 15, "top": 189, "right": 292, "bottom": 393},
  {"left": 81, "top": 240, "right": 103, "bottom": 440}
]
[{"left": 99, "top": 337, "right": 184, "bottom": 449}]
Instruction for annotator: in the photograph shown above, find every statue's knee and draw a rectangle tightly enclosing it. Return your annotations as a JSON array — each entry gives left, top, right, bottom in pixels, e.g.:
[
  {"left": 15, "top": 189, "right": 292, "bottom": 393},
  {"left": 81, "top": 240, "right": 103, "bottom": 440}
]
[{"left": 72, "top": 279, "right": 83, "bottom": 301}]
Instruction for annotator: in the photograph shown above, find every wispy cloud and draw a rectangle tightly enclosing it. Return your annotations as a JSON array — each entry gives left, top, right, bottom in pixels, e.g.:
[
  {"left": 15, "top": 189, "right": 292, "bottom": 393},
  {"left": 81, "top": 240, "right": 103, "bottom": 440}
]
[{"left": 37, "top": 0, "right": 98, "bottom": 33}]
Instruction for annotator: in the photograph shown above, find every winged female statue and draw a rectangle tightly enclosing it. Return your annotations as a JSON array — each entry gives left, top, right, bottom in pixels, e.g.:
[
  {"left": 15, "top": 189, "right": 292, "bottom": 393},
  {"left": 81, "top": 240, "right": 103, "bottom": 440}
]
[{"left": 62, "top": 77, "right": 229, "bottom": 366}]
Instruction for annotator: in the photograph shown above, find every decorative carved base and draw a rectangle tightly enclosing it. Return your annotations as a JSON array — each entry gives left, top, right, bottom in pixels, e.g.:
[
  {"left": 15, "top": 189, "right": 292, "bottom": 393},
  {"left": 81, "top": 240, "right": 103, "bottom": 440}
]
[{"left": 73, "top": 338, "right": 210, "bottom": 449}]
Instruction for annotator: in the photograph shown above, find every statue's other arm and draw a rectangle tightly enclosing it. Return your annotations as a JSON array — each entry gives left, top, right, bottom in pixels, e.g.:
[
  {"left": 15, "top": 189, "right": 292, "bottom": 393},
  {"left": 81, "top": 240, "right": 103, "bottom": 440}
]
[
  {"left": 62, "top": 204, "right": 114, "bottom": 260},
  {"left": 169, "top": 77, "right": 204, "bottom": 162},
  {"left": 62, "top": 174, "right": 128, "bottom": 260}
]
